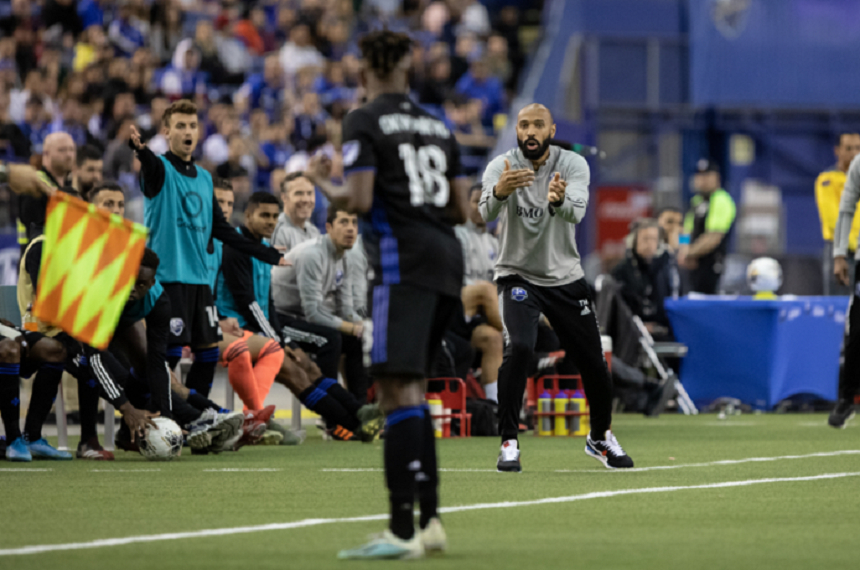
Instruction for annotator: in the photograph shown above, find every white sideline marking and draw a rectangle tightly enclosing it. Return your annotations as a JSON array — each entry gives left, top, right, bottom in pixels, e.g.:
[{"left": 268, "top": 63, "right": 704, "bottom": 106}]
[
  {"left": 89, "top": 469, "right": 162, "bottom": 473},
  {"left": 556, "top": 449, "right": 860, "bottom": 474},
  {"left": 202, "top": 468, "right": 283, "bottom": 472},
  {"left": 1, "top": 472, "right": 858, "bottom": 557},
  {"left": 0, "top": 468, "right": 52, "bottom": 472},
  {"left": 321, "top": 468, "right": 496, "bottom": 473}
]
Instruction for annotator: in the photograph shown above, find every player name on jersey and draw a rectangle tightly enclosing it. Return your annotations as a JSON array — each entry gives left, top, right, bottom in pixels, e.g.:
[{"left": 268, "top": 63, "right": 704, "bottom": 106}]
[{"left": 378, "top": 114, "right": 451, "bottom": 138}]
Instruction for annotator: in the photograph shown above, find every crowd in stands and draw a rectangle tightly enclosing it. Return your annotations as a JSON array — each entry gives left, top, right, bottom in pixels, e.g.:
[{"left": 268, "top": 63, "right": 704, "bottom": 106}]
[{"left": 0, "top": 0, "right": 532, "bottom": 228}]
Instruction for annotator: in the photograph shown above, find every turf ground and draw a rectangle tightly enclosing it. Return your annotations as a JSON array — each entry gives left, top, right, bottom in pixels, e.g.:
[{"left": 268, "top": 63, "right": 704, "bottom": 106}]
[{"left": 1, "top": 413, "right": 858, "bottom": 569}]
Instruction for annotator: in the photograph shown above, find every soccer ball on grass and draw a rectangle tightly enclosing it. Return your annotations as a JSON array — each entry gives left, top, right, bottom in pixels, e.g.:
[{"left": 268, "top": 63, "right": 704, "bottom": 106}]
[{"left": 138, "top": 417, "right": 184, "bottom": 461}]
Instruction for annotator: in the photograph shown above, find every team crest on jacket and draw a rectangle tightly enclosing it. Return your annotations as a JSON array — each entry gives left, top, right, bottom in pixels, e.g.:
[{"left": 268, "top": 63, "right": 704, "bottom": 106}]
[
  {"left": 511, "top": 287, "right": 528, "bottom": 302},
  {"left": 170, "top": 318, "right": 185, "bottom": 337},
  {"left": 335, "top": 270, "right": 344, "bottom": 286}
]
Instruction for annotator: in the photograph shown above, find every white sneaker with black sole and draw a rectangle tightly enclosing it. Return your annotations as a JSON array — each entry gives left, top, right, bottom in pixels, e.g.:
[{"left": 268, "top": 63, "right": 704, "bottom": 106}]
[
  {"left": 585, "top": 430, "right": 634, "bottom": 469},
  {"left": 188, "top": 411, "right": 244, "bottom": 452},
  {"left": 497, "top": 439, "right": 522, "bottom": 472}
]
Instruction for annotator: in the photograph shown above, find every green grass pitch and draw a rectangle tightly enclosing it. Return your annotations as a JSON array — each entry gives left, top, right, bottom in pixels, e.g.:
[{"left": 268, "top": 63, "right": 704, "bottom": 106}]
[{"left": 1, "top": 413, "right": 857, "bottom": 569}]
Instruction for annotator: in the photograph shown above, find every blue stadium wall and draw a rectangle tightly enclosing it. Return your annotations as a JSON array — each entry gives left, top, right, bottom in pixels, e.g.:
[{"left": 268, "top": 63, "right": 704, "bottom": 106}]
[{"left": 522, "top": 0, "right": 860, "bottom": 256}]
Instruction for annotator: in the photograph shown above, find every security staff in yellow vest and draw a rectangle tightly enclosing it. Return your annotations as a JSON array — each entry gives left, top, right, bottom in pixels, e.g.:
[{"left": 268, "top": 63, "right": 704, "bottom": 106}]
[
  {"left": 17, "top": 132, "right": 76, "bottom": 253},
  {"left": 815, "top": 132, "right": 860, "bottom": 295},
  {"left": 679, "top": 159, "right": 737, "bottom": 294}
]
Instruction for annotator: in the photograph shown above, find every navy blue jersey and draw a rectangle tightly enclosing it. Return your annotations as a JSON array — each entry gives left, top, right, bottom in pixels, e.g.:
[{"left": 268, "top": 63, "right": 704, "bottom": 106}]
[{"left": 342, "top": 94, "right": 465, "bottom": 297}]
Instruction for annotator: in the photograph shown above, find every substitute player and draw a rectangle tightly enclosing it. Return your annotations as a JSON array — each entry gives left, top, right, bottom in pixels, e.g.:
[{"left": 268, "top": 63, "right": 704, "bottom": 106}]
[
  {"left": 306, "top": 30, "right": 469, "bottom": 560},
  {"left": 128, "top": 100, "right": 288, "bottom": 401},
  {"left": 481, "top": 103, "right": 633, "bottom": 472}
]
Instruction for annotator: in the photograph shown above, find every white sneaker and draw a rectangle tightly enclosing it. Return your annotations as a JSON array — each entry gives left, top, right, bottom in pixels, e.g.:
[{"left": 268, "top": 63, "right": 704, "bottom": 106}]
[
  {"left": 420, "top": 518, "right": 447, "bottom": 553},
  {"left": 497, "top": 439, "right": 521, "bottom": 472},
  {"left": 337, "top": 530, "right": 425, "bottom": 560},
  {"left": 188, "top": 411, "right": 244, "bottom": 452}
]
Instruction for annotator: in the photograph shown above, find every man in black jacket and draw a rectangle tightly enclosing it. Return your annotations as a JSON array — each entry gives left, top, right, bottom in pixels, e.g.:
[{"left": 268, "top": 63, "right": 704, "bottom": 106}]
[{"left": 612, "top": 218, "right": 679, "bottom": 340}]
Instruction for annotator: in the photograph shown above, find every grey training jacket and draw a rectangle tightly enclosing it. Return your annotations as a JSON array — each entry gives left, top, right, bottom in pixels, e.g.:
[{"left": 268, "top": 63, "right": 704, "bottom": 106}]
[
  {"left": 834, "top": 153, "right": 860, "bottom": 260},
  {"left": 271, "top": 235, "right": 357, "bottom": 329},
  {"left": 480, "top": 145, "right": 590, "bottom": 287}
]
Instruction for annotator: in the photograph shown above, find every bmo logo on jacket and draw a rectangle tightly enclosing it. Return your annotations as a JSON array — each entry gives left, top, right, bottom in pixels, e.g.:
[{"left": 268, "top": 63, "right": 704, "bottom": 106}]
[{"left": 516, "top": 206, "right": 544, "bottom": 219}]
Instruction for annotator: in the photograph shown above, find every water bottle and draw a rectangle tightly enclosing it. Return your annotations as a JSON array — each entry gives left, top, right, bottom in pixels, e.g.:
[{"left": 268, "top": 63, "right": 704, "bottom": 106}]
[
  {"left": 538, "top": 391, "right": 553, "bottom": 436},
  {"left": 570, "top": 390, "right": 589, "bottom": 436},
  {"left": 554, "top": 391, "right": 569, "bottom": 436},
  {"left": 426, "top": 394, "right": 443, "bottom": 438}
]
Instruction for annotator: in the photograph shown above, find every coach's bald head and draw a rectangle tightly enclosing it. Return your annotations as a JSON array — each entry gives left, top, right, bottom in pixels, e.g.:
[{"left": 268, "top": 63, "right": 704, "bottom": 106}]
[
  {"left": 42, "top": 132, "right": 76, "bottom": 181},
  {"left": 516, "top": 104, "right": 556, "bottom": 164}
]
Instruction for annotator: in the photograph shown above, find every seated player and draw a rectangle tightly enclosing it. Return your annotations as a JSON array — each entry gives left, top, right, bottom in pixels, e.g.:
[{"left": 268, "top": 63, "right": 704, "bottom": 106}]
[
  {"left": 210, "top": 186, "right": 382, "bottom": 442},
  {"left": 272, "top": 205, "right": 368, "bottom": 405},
  {"left": 112, "top": 248, "right": 247, "bottom": 453},
  {"left": 0, "top": 320, "right": 70, "bottom": 461},
  {"left": 454, "top": 183, "right": 505, "bottom": 401},
  {"left": 17, "top": 186, "right": 110, "bottom": 460}
]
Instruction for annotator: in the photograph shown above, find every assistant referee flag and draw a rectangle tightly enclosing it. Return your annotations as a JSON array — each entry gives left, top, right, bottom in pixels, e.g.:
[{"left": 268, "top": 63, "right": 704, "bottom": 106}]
[{"left": 33, "top": 192, "right": 148, "bottom": 349}]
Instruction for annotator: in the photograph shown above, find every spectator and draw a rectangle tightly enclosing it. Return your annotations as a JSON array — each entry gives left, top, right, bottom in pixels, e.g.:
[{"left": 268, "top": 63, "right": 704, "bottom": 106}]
[
  {"left": 418, "top": 58, "right": 453, "bottom": 107},
  {"left": 657, "top": 206, "right": 684, "bottom": 254},
  {"left": 49, "top": 97, "right": 92, "bottom": 149},
  {"left": 279, "top": 23, "right": 326, "bottom": 82},
  {"left": 259, "top": 120, "right": 294, "bottom": 191},
  {"left": 0, "top": 88, "right": 30, "bottom": 159},
  {"left": 103, "top": 115, "right": 137, "bottom": 180},
  {"left": 140, "top": 95, "right": 169, "bottom": 140},
  {"left": 486, "top": 33, "right": 512, "bottom": 86},
  {"left": 108, "top": 1, "right": 148, "bottom": 58},
  {"left": 151, "top": 1, "right": 185, "bottom": 63},
  {"left": 160, "top": 41, "right": 209, "bottom": 100},
  {"left": 455, "top": 58, "right": 504, "bottom": 128},
  {"left": 216, "top": 134, "right": 255, "bottom": 185},
  {"left": 234, "top": 6, "right": 266, "bottom": 56},
  {"left": 73, "top": 143, "right": 104, "bottom": 200},
  {"left": 292, "top": 92, "right": 328, "bottom": 150},
  {"left": 10, "top": 69, "right": 53, "bottom": 124},
  {"left": 235, "top": 54, "right": 288, "bottom": 119},
  {"left": 612, "top": 218, "right": 679, "bottom": 338},
  {"left": 17, "top": 95, "right": 49, "bottom": 154},
  {"left": 41, "top": 0, "right": 83, "bottom": 38},
  {"left": 202, "top": 110, "right": 239, "bottom": 167}
]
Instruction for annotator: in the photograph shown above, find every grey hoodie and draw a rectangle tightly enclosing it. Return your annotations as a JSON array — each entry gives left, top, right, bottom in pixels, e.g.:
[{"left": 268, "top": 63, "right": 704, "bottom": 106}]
[{"left": 480, "top": 145, "right": 590, "bottom": 286}]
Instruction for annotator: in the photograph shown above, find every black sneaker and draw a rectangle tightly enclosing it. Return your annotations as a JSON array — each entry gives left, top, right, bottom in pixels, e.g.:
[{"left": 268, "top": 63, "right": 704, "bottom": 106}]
[
  {"left": 828, "top": 399, "right": 855, "bottom": 429},
  {"left": 497, "top": 439, "right": 522, "bottom": 472},
  {"left": 585, "top": 430, "right": 634, "bottom": 469}
]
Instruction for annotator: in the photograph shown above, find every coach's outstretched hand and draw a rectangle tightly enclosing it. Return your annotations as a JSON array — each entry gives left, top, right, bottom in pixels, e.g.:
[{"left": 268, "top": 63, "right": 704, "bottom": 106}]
[
  {"left": 548, "top": 172, "right": 567, "bottom": 205},
  {"left": 7, "top": 164, "right": 54, "bottom": 197},
  {"left": 494, "top": 159, "right": 535, "bottom": 198},
  {"left": 834, "top": 256, "right": 850, "bottom": 286},
  {"left": 120, "top": 403, "right": 160, "bottom": 442},
  {"left": 128, "top": 125, "right": 144, "bottom": 151}
]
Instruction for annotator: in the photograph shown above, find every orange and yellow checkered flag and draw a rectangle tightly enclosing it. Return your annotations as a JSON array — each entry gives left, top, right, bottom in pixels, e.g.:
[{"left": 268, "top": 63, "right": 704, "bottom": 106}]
[{"left": 32, "top": 192, "right": 148, "bottom": 350}]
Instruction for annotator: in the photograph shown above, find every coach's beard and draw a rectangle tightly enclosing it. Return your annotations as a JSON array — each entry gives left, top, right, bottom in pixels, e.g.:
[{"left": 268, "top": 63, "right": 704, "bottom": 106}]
[{"left": 518, "top": 136, "right": 550, "bottom": 161}]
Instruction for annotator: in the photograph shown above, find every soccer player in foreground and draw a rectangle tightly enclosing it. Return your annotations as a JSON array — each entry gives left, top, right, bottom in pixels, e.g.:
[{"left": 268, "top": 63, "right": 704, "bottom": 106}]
[
  {"left": 306, "top": 30, "right": 469, "bottom": 560},
  {"left": 481, "top": 104, "right": 634, "bottom": 471}
]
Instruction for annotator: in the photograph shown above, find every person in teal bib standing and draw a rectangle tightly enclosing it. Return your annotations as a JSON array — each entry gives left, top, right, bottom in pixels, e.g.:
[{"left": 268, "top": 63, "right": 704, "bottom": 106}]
[{"left": 129, "top": 99, "right": 288, "bottom": 399}]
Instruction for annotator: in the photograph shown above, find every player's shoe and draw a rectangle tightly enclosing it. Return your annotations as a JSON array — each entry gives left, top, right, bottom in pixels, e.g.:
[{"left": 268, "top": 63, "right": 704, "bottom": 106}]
[
  {"left": 265, "top": 419, "right": 304, "bottom": 445},
  {"left": 497, "top": 439, "right": 522, "bottom": 472},
  {"left": 585, "top": 430, "right": 634, "bottom": 469},
  {"left": 114, "top": 424, "right": 140, "bottom": 453},
  {"left": 329, "top": 425, "right": 357, "bottom": 441},
  {"left": 828, "top": 399, "right": 855, "bottom": 428},
  {"left": 257, "top": 430, "right": 284, "bottom": 445},
  {"left": 76, "top": 437, "right": 115, "bottom": 460},
  {"left": 357, "top": 404, "right": 385, "bottom": 442},
  {"left": 6, "top": 437, "right": 32, "bottom": 462},
  {"left": 337, "top": 530, "right": 425, "bottom": 560},
  {"left": 27, "top": 437, "right": 73, "bottom": 460},
  {"left": 187, "top": 410, "right": 244, "bottom": 452},
  {"left": 420, "top": 518, "right": 447, "bottom": 554}
]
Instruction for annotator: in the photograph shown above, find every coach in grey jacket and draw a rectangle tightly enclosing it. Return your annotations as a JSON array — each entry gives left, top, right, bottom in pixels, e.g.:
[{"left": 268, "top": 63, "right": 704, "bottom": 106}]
[
  {"left": 481, "top": 103, "right": 633, "bottom": 472},
  {"left": 272, "top": 172, "right": 320, "bottom": 252},
  {"left": 830, "top": 153, "right": 860, "bottom": 427},
  {"left": 272, "top": 205, "right": 368, "bottom": 403}
]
